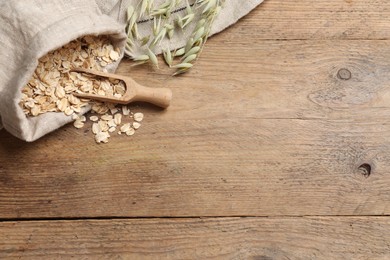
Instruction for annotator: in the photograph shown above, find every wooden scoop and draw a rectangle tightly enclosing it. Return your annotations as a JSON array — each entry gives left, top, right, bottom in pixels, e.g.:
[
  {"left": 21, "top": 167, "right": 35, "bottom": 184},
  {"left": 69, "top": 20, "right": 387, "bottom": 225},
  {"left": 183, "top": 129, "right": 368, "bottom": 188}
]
[{"left": 70, "top": 68, "right": 172, "bottom": 108}]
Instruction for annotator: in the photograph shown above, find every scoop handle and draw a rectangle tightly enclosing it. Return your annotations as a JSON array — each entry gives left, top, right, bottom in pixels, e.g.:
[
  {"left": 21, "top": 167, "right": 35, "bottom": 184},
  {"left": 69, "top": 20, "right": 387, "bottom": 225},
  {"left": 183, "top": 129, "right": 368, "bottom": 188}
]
[
  {"left": 133, "top": 84, "right": 172, "bottom": 108},
  {"left": 70, "top": 68, "right": 129, "bottom": 82}
]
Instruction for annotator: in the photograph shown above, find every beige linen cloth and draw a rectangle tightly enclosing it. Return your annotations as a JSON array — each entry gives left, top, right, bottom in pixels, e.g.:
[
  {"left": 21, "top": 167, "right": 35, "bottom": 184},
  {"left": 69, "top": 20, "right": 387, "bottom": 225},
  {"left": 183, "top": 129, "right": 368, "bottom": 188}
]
[{"left": 0, "top": 0, "right": 263, "bottom": 141}]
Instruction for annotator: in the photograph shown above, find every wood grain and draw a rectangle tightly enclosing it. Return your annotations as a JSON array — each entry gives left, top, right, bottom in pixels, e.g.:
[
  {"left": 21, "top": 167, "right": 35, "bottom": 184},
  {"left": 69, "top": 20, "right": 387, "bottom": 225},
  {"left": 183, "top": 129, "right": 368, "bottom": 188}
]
[
  {"left": 239, "top": 0, "right": 390, "bottom": 40},
  {"left": 1, "top": 0, "right": 390, "bottom": 258},
  {"left": 1, "top": 39, "right": 390, "bottom": 218},
  {"left": 1, "top": 217, "right": 389, "bottom": 259}
]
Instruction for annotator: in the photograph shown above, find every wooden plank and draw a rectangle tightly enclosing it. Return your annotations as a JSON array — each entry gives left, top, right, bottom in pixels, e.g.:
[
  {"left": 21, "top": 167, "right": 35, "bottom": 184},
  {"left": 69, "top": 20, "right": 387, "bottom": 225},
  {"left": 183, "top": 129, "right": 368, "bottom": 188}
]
[
  {"left": 2, "top": 39, "right": 390, "bottom": 218},
  {"left": 0, "top": 217, "right": 389, "bottom": 259},
  {"left": 2, "top": 117, "right": 390, "bottom": 218},
  {"left": 262, "top": 0, "right": 390, "bottom": 11},
  {"left": 240, "top": 0, "right": 390, "bottom": 40},
  {"left": 123, "top": 39, "right": 390, "bottom": 121}
]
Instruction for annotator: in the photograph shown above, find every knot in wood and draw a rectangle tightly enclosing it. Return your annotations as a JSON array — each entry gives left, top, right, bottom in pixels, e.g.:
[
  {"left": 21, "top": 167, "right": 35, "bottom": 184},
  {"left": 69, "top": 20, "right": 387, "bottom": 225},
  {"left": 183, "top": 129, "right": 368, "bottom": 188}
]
[
  {"left": 358, "top": 163, "right": 371, "bottom": 178},
  {"left": 337, "top": 68, "right": 352, "bottom": 80}
]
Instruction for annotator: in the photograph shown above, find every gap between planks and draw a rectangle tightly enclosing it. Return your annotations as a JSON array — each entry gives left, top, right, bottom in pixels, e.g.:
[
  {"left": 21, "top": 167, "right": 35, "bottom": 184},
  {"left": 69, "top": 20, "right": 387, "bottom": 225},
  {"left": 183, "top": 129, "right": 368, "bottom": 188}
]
[{"left": 1, "top": 215, "right": 390, "bottom": 223}]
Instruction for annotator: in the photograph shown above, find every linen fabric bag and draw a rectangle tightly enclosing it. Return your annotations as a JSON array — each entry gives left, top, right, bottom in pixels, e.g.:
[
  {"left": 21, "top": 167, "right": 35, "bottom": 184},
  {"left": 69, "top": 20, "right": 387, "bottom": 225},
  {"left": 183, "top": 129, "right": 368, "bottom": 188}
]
[
  {"left": 0, "top": 0, "right": 263, "bottom": 141},
  {"left": 0, "top": 0, "right": 126, "bottom": 141}
]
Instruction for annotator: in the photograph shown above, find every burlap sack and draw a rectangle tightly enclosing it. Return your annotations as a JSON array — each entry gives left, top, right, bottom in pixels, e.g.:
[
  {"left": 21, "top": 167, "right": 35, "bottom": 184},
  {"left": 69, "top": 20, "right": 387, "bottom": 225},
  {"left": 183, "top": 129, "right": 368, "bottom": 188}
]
[{"left": 0, "top": 0, "right": 263, "bottom": 141}]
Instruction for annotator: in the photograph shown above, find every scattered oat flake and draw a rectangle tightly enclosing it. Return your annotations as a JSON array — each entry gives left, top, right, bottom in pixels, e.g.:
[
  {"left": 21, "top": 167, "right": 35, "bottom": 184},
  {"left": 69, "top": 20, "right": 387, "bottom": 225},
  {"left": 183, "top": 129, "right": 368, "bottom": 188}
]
[
  {"left": 73, "top": 120, "right": 84, "bottom": 129},
  {"left": 122, "top": 106, "right": 130, "bottom": 116},
  {"left": 55, "top": 86, "right": 66, "bottom": 99},
  {"left": 110, "top": 50, "right": 120, "bottom": 61},
  {"left": 114, "top": 113, "right": 122, "bottom": 125},
  {"left": 126, "top": 128, "right": 135, "bottom": 136},
  {"left": 25, "top": 100, "right": 35, "bottom": 109},
  {"left": 98, "top": 120, "right": 109, "bottom": 132},
  {"left": 62, "top": 61, "right": 71, "bottom": 69},
  {"left": 101, "top": 114, "right": 113, "bottom": 121},
  {"left": 107, "top": 119, "right": 116, "bottom": 128},
  {"left": 90, "top": 116, "right": 99, "bottom": 122},
  {"left": 64, "top": 107, "right": 74, "bottom": 116},
  {"left": 95, "top": 132, "right": 110, "bottom": 144},
  {"left": 120, "top": 123, "right": 131, "bottom": 133},
  {"left": 31, "top": 106, "right": 41, "bottom": 116},
  {"left": 110, "top": 107, "right": 119, "bottom": 114},
  {"left": 133, "top": 122, "right": 141, "bottom": 129},
  {"left": 57, "top": 98, "right": 69, "bottom": 112},
  {"left": 92, "top": 123, "right": 101, "bottom": 134},
  {"left": 133, "top": 112, "right": 144, "bottom": 122},
  {"left": 68, "top": 95, "right": 80, "bottom": 105},
  {"left": 72, "top": 106, "right": 81, "bottom": 113}
]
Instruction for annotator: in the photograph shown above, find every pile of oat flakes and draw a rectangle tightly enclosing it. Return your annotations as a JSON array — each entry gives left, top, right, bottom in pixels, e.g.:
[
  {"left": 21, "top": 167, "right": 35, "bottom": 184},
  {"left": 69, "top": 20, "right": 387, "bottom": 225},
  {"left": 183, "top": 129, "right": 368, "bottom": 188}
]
[{"left": 19, "top": 35, "right": 144, "bottom": 144}]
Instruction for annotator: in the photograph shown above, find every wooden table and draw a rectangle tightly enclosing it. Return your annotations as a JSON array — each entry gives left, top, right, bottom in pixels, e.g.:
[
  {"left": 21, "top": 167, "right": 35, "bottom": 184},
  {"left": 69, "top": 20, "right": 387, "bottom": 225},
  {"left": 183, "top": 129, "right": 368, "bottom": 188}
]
[{"left": 1, "top": 0, "right": 390, "bottom": 258}]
